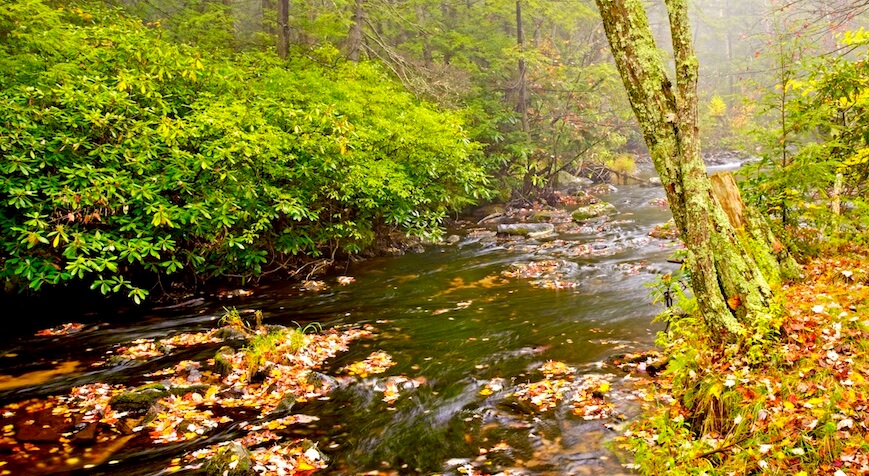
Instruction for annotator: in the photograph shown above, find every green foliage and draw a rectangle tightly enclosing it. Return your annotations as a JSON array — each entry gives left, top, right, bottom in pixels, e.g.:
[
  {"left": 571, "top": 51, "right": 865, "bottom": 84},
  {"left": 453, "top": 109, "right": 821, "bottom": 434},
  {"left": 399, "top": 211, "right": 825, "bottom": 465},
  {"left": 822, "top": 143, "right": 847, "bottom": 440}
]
[
  {"left": 0, "top": 0, "right": 489, "bottom": 300},
  {"left": 740, "top": 28, "right": 869, "bottom": 250},
  {"left": 645, "top": 267, "right": 690, "bottom": 309}
]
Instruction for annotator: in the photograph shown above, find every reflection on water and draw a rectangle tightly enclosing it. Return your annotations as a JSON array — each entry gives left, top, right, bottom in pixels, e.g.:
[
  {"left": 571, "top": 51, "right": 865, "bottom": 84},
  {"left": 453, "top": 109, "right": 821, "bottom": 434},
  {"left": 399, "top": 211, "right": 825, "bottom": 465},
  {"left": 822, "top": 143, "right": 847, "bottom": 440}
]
[{"left": 0, "top": 183, "right": 684, "bottom": 475}]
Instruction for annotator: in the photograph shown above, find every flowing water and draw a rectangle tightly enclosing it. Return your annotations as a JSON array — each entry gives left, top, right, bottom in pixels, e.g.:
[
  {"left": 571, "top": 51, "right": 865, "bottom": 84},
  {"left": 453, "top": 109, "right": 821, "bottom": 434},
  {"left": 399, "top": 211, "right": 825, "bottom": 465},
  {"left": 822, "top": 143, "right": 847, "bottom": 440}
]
[{"left": 0, "top": 182, "right": 698, "bottom": 475}]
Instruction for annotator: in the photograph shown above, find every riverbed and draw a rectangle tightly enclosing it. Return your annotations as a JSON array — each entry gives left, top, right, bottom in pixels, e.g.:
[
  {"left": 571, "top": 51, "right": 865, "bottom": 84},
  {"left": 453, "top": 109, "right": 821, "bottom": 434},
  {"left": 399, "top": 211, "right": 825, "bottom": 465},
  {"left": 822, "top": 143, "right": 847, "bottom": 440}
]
[{"left": 0, "top": 182, "right": 685, "bottom": 475}]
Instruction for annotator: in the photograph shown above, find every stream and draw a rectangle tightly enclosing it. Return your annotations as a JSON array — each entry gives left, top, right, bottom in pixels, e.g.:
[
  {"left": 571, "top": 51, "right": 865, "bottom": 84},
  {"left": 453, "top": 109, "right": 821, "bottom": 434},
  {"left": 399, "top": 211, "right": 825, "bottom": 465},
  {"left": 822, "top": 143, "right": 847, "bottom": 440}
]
[{"left": 0, "top": 177, "right": 733, "bottom": 475}]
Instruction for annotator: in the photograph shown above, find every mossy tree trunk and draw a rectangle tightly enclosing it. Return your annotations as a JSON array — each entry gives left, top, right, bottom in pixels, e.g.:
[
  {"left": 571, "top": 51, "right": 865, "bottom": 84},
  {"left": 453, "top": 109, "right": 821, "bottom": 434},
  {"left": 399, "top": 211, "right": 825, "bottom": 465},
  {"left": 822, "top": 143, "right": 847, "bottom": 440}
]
[{"left": 593, "top": 0, "right": 795, "bottom": 339}]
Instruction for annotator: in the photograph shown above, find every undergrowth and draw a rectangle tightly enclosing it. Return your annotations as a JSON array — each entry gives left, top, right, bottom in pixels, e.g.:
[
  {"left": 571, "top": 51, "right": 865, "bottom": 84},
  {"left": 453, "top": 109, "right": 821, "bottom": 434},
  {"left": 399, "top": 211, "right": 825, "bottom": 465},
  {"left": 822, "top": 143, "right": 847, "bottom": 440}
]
[{"left": 623, "top": 250, "right": 869, "bottom": 475}]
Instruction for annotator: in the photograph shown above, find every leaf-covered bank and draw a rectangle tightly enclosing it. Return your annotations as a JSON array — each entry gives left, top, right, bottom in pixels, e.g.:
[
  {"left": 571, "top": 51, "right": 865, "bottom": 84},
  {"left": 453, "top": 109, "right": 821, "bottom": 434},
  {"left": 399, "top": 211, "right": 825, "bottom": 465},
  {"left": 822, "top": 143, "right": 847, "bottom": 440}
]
[
  {"left": 622, "top": 249, "right": 869, "bottom": 475},
  {"left": 0, "top": 0, "right": 489, "bottom": 301}
]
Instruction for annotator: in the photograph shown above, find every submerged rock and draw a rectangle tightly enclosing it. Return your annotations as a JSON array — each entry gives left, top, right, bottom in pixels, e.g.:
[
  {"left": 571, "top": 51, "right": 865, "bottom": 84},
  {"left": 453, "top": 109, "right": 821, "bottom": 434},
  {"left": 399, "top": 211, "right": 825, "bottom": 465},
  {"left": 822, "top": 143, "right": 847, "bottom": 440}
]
[
  {"left": 586, "top": 184, "right": 618, "bottom": 196},
  {"left": 571, "top": 202, "right": 618, "bottom": 222},
  {"left": 497, "top": 223, "right": 556, "bottom": 238},
  {"left": 204, "top": 442, "right": 254, "bottom": 476}
]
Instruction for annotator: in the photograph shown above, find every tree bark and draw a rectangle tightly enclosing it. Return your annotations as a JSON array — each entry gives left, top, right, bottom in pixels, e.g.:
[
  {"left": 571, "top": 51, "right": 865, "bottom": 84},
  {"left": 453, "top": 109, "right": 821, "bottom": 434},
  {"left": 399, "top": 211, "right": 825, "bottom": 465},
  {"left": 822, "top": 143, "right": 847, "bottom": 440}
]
[
  {"left": 277, "top": 0, "right": 289, "bottom": 59},
  {"left": 592, "top": 0, "right": 794, "bottom": 339},
  {"left": 516, "top": 0, "right": 529, "bottom": 134},
  {"left": 347, "top": 0, "right": 366, "bottom": 62}
]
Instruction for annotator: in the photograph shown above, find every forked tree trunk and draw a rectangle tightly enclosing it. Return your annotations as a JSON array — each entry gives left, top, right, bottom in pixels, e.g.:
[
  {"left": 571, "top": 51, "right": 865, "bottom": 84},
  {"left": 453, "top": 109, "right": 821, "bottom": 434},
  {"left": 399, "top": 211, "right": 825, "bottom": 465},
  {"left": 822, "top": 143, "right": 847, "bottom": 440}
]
[{"left": 592, "top": 0, "right": 798, "bottom": 339}]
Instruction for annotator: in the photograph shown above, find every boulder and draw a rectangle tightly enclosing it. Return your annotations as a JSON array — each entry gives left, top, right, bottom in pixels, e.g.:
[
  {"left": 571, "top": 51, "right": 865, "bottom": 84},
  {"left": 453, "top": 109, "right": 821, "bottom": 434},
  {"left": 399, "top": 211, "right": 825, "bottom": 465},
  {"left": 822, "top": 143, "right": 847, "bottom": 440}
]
[
  {"left": 473, "top": 203, "right": 507, "bottom": 218},
  {"left": 557, "top": 171, "right": 594, "bottom": 189},
  {"left": 571, "top": 202, "right": 618, "bottom": 221},
  {"left": 527, "top": 209, "right": 557, "bottom": 223},
  {"left": 497, "top": 223, "right": 555, "bottom": 239}
]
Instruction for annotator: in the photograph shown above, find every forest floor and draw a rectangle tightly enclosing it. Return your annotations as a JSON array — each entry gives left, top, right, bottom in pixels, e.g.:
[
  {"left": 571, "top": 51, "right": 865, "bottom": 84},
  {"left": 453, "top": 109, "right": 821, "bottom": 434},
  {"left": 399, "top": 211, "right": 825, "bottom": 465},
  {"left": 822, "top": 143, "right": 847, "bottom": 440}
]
[{"left": 622, "top": 248, "right": 869, "bottom": 475}]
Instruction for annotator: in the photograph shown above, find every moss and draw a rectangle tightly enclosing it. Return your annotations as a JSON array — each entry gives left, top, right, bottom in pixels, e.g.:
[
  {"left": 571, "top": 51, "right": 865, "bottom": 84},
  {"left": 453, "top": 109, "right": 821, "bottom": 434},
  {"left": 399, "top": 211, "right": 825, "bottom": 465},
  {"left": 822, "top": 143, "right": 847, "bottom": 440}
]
[
  {"left": 214, "top": 345, "right": 236, "bottom": 376},
  {"left": 168, "top": 384, "right": 212, "bottom": 397},
  {"left": 110, "top": 383, "right": 213, "bottom": 412},
  {"left": 204, "top": 442, "right": 254, "bottom": 476},
  {"left": 571, "top": 202, "right": 617, "bottom": 221},
  {"left": 109, "top": 384, "right": 169, "bottom": 412}
]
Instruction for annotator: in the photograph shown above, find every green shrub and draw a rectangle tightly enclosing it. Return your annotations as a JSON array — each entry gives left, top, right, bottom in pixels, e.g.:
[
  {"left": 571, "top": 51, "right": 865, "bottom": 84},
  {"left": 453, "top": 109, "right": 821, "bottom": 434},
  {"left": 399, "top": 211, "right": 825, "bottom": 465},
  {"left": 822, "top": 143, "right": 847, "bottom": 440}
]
[{"left": 0, "top": 0, "right": 490, "bottom": 300}]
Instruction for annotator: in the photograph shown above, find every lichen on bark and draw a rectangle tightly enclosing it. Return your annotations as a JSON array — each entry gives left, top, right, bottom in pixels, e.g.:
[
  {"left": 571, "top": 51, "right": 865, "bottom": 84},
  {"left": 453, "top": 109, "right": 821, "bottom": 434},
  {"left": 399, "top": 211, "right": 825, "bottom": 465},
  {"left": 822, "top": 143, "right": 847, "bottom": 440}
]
[{"left": 593, "top": 0, "right": 798, "bottom": 340}]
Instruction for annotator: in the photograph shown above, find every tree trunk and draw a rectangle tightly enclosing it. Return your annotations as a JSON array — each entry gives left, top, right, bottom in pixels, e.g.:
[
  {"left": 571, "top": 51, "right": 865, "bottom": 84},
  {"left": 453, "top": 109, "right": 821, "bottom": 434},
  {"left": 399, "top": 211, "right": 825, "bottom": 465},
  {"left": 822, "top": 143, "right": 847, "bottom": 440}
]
[
  {"left": 277, "top": 0, "right": 289, "bottom": 59},
  {"left": 347, "top": 0, "right": 365, "bottom": 62},
  {"left": 592, "top": 0, "right": 795, "bottom": 339},
  {"left": 516, "top": 0, "right": 529, "bottom": 134}
]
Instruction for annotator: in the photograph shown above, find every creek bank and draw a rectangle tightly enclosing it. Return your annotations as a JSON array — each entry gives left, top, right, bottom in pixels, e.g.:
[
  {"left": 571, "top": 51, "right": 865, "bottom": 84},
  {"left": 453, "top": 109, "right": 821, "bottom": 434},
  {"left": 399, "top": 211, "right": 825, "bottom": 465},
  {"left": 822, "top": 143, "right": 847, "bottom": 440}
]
[
  {"left": 621, "top": 251, "right": 869, "bottom": 475},
  {"left": 0, "top": 180, "right": 683, "bottom": 475}
]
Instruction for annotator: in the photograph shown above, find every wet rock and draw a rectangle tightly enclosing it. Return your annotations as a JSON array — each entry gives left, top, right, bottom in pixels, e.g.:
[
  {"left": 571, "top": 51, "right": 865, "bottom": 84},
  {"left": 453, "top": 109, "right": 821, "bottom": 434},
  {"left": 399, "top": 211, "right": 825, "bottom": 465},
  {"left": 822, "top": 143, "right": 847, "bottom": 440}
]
[
  {"left": 650, "top": 219, "right": 680, "bottom": 239},
  {"left": 473, "top": 203, "right": 507, "bottom": 218},
  {"left": 109, "top": 383, "right": 170, "bottom": 413},
  {"left": 70, "top": 422, "right": 99, "bottom": 444},
  {"left": 586, "top": 184, "right": 618, "bottom": 195},
  {"left": 264, "top": 324, "right": 288, "bottom": 334},
  {"left": 214, "top": 346, "right": 236, "bottom": 376},
  {"left": 497, "top": 223, "right": 555, "bottom": 238},
  {"left": 273, "top": 394, "right": 297, "bottom": 414},
  {"left": 17, "top": 418, "right": 66, "bottom": 442},
  {"left": 648, "top": 176, "right": 662, "bottom": 186},
  {"left": 104, "top": 355, "right": 136, "bottom": 367},
  {"left": 307, "top": 371, "right": 338, "bottom": 390},
  {"left": 571, "top": 202, "right": 617, "bottom": 222},
  {"left": 110, "top": 383, "right": 213, "bottom": 413},
  {"left": 526, "top": 209, "right": 561, "bottom": 223},
  {"left": 176, "top": 360, "right": 202, "bottom": 383},
  {"left": 213, "top": 326, "right": 248, "bottom": 341},
  {"left": 557, "top": 171, "right": 594, "bottom": 189},
  {"left": 446, "top": 234, "right": 461, "bottom": 244},
  {"left": 204, "top": 442, "right": 254, "bottom": 476}
]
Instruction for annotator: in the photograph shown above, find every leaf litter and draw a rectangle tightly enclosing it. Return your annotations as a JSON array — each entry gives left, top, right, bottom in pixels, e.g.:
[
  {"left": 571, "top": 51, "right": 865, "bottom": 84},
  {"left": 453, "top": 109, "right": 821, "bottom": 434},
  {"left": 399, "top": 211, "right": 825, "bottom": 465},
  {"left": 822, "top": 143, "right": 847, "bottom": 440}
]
[
  {"left": 621, "top": 252, "right": 869, "bottom": 475},
  {"left": 0, "top": 314, "right": 377, "bottom": 475}
]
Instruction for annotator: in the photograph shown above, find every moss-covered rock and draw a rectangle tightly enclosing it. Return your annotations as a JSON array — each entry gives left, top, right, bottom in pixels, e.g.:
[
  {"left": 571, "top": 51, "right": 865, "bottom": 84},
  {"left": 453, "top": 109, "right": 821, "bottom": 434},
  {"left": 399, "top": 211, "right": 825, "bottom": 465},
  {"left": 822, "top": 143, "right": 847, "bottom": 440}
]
[
  {"left": 110, "top": 383, "right": 213, "bottom": 413},
  {"left": 650, "top": 219, "right": 680, "bottom": 239},
  {"left": 109, "top": 383, "right": 169, "bottom": 412},
  {"left": 571, "top": 202, "right": 618, "bottom": 221},
  {"left": 204, "top": 442, "right": 254, "bottom": 476},
  {"left": 213, "top": 326, "right": 249, "bottom": 341},
  {"left": 497, "top": 223, "right": 555, "bottom": 238},
  {"left": 214, "top": 346, "right": 237, "bottom": 377}
]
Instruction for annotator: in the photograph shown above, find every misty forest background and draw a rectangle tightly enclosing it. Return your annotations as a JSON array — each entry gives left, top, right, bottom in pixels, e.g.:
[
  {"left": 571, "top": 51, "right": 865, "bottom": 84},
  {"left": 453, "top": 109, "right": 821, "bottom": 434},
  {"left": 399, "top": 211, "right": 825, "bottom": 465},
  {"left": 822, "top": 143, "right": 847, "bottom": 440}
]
[{"left": 1, "top": 0, "right": 868, "bottom": 302}]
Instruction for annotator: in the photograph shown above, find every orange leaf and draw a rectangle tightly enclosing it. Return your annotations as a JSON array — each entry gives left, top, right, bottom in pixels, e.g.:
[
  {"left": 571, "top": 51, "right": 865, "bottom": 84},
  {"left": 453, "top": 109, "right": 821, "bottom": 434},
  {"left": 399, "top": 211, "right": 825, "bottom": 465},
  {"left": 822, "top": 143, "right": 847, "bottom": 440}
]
[{"left": 727, "top": 295, "right": 742, "bottom": 310}]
